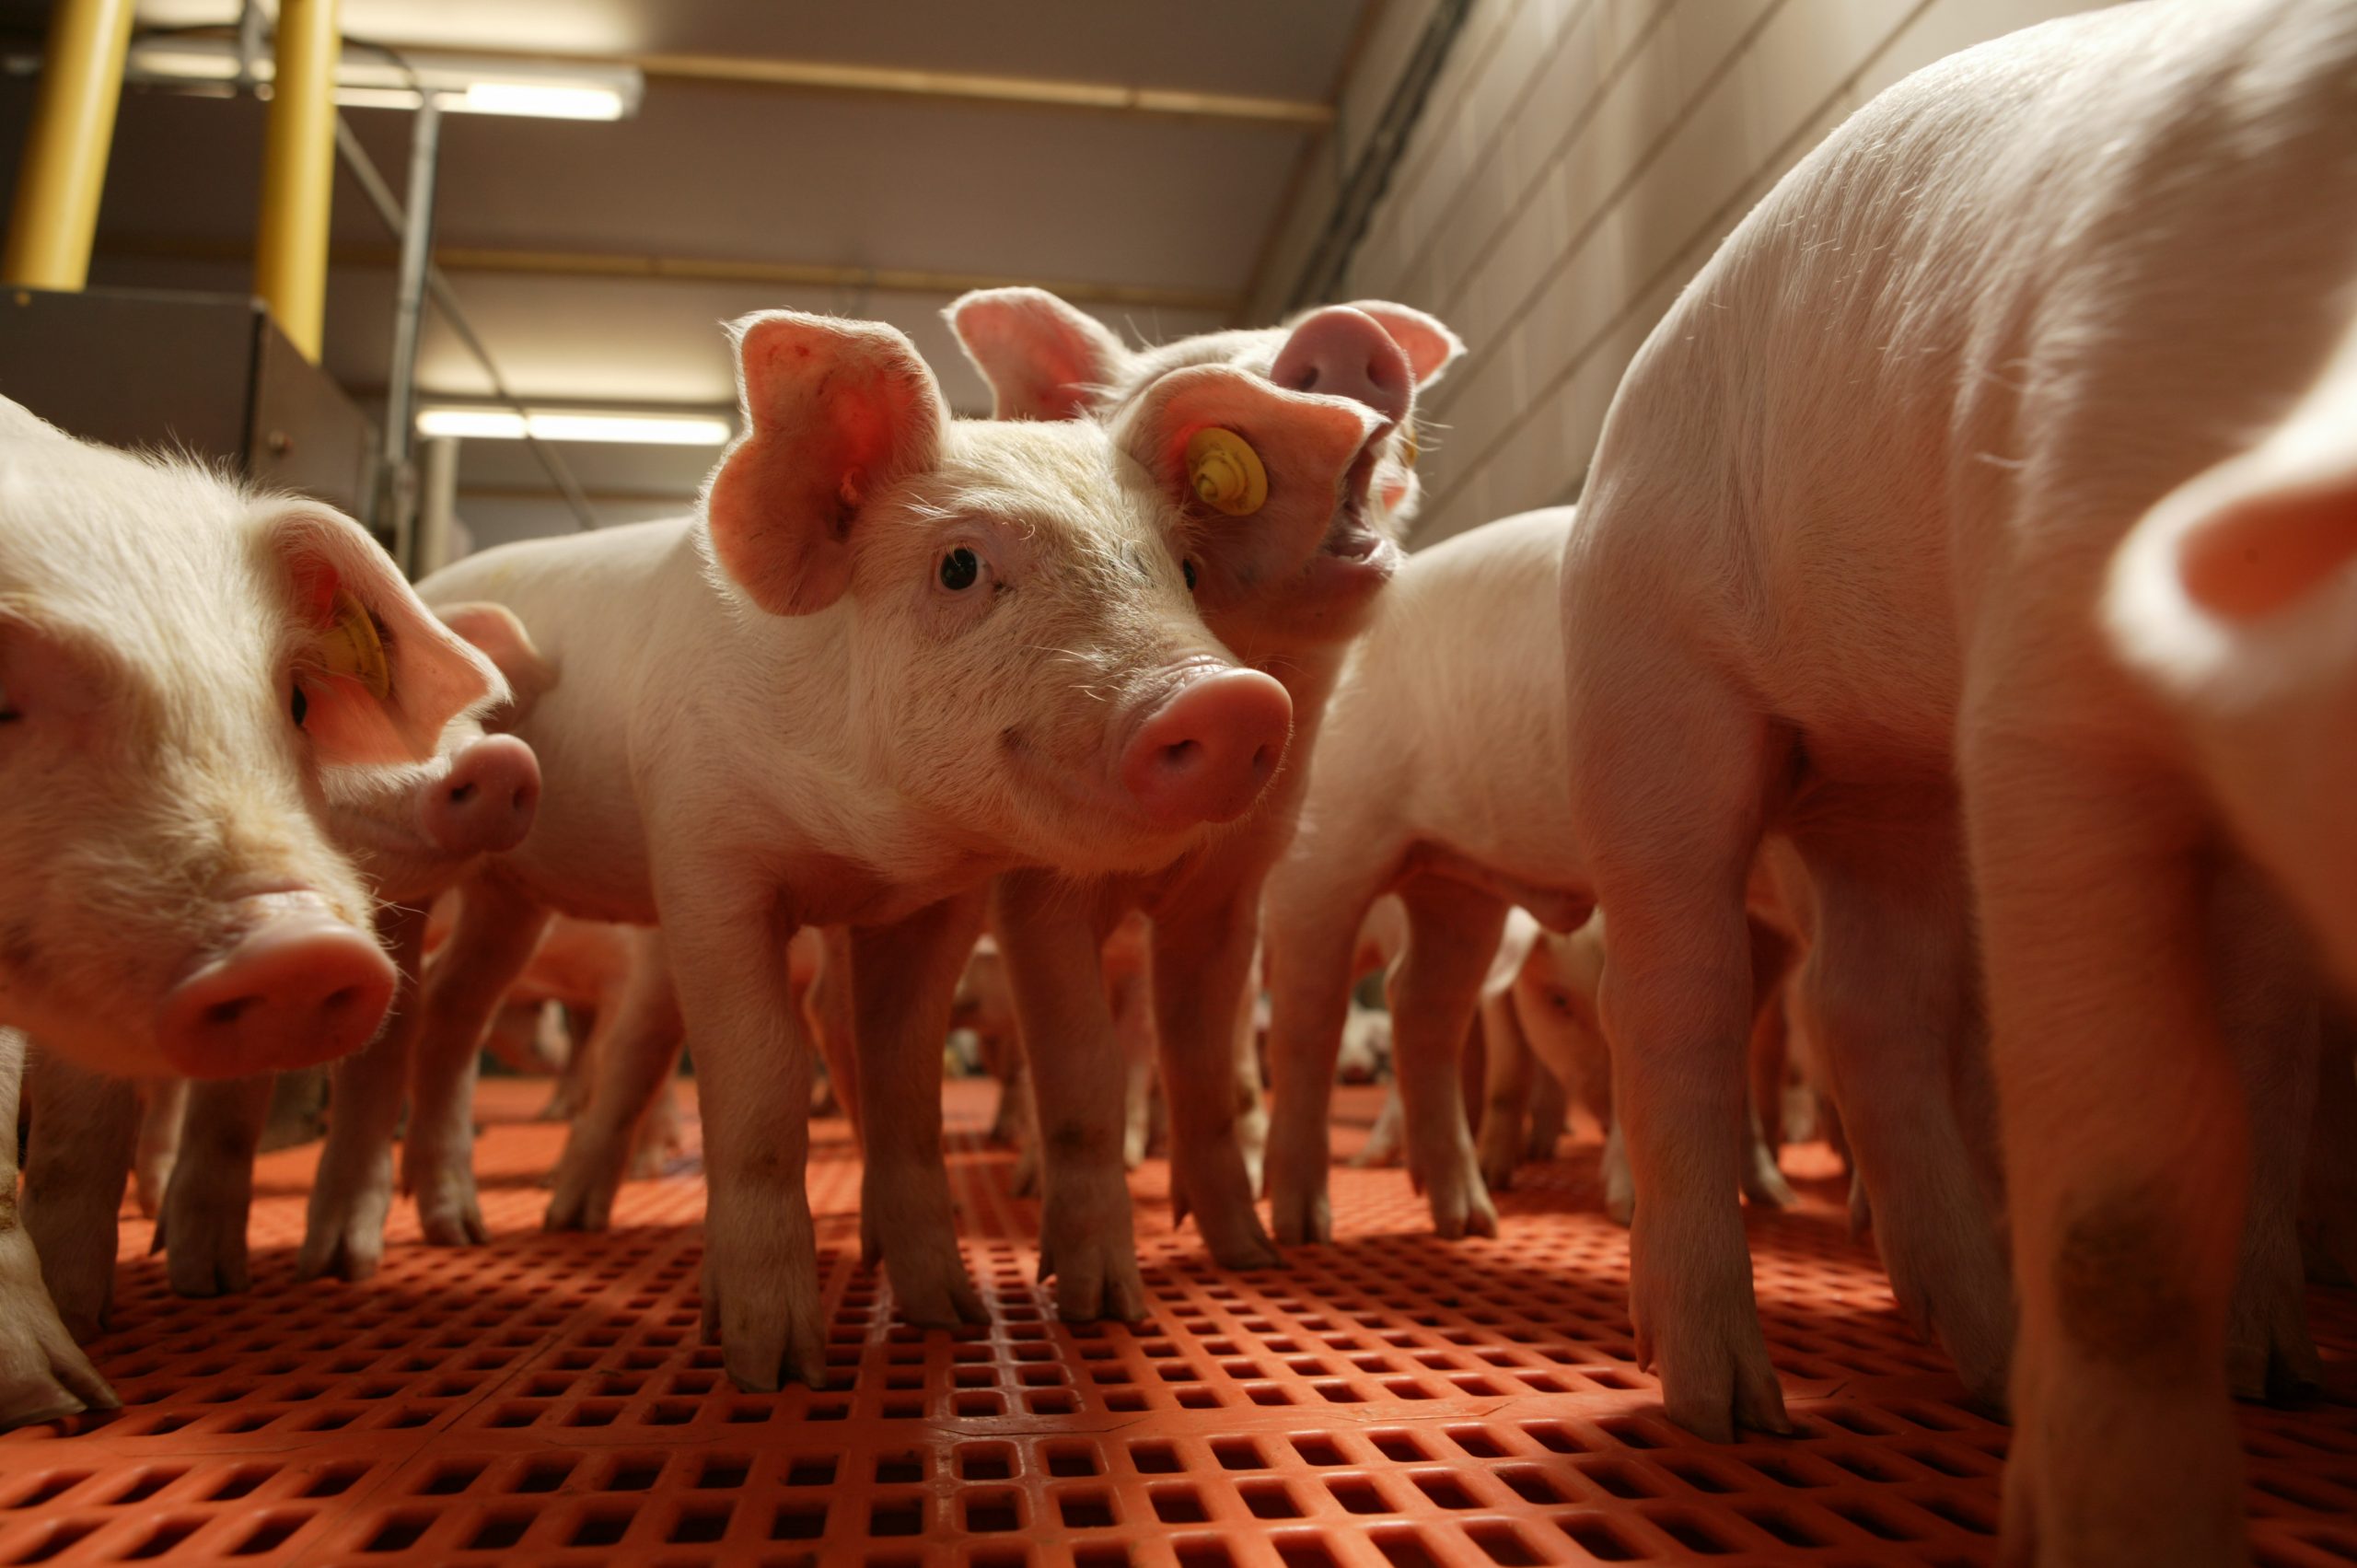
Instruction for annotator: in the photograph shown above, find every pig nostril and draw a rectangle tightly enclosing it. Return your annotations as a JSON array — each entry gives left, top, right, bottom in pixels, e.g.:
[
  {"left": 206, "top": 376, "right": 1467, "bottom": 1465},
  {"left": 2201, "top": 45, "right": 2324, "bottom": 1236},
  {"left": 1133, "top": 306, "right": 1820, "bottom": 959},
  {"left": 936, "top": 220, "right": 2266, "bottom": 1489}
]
[
  {"left": 323, "top": 986, "right": 362, "bottom": 1013},
  {"left": 448, "top": 782, "right": 480, "bottom": 807},
  {"left": 203, "top": 996, "right": 257, "bottom": 1028},
  {"left": 1163, "top": 739, "right": 1200, "bottom": 768}
]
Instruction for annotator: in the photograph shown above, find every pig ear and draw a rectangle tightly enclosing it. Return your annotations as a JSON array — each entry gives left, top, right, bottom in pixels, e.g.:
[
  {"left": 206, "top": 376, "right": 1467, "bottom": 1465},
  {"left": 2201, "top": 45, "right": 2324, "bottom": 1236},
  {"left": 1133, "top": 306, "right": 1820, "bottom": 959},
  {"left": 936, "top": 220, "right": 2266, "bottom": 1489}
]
[
  {"left": 437, "top": 601, "right": 555, "bottom": 719},
  {"left": 2172, "top": 468, "right": 2357, "bottom": 621},
  {"left": 1343, "top": 301, "right": 1465, "bottom": 389},
  {"left": 268, "top": 511, "right": 505, "bottom": 767},
  {"left": 705, "top": 311, "right": 947, "bottom": 617},
  {"left": 1120, "top": 365, "right": 1381, "bottom": 601},
  {"left": 946, "top": 287, "right": 1129, "bottom": 422}
]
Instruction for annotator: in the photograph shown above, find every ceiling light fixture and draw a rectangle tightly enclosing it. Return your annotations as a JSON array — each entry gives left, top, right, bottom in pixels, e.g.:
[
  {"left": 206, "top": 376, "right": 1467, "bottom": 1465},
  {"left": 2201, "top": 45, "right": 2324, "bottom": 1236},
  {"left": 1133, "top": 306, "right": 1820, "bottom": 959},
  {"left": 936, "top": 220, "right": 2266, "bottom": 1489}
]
[
  {"left": 416, "top": 407, "right": 734, "bottom": 446},
  {"left": 92, "top": 40, "right": 644, "bottom": 120}
]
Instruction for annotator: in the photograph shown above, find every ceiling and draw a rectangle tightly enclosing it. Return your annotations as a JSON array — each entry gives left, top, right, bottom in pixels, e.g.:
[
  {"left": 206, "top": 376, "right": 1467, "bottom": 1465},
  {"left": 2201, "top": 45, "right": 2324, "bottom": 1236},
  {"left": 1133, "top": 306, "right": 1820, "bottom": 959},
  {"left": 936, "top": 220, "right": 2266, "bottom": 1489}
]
[{"left": 0, "top": 0, "right": 1376, "bottom": 547}]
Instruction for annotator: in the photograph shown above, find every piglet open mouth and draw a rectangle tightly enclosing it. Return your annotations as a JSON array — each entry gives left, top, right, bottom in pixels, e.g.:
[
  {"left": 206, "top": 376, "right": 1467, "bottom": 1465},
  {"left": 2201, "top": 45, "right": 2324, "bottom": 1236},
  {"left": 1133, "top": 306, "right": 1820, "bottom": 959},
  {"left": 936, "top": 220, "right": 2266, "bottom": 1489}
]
[{"left": 1318, "top": 440, "right": 1389, "bottom": 559}]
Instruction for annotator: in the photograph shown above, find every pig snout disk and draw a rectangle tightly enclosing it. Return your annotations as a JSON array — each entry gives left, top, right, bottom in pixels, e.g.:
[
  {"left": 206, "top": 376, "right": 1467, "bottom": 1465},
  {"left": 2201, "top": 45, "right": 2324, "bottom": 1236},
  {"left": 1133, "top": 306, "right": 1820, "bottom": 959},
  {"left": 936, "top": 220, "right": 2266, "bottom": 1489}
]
[
  {"left": 155, "top": 896, "right": 397, "bottom": 1078},
  {"left": 1120, "top": 668, "right": 1293, "bottom": 828}
]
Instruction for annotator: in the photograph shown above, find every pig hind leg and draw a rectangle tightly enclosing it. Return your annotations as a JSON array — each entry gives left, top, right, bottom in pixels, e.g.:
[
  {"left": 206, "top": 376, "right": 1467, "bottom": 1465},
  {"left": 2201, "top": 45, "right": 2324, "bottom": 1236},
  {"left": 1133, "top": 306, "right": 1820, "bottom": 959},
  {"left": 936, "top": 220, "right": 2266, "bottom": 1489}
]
[
  {"left": 2301, "top": 1010, "right": 2357, "bottom": 1285},
  {"left": 1789, "top": 812, "right": 2011, "bottom": 1410},
  {"left": 1153, "top": 897, "right": 1282, "bottom": 1269},
  {"left": 403, "top": 877, "right": 552, "bottom": 1247},
  {"left": 133, "top": 1078, "right": 186, "bottom": 1218},
  {"left": 1565, "top": 659, "right": 1784, "bottom": 1441},
  {"left": 1965, "top": 724, "right": 2247, "bottom": 1566},
  {"left": 1740, "top": 919, "right": 1799, "bottom": 1211},
  {"left": 1264, "top": 863, "right": 1392, "bottom": 1244},
  {"left": 160, "top": 1074, "right": 273, "bottom": 1297},
  {"left": 1387, "top": 878, "right": 1509, "bottom": 1240},
  {"left": 545, "top": 943, "right": 685, "bottom": 1232},
  {"left": 2211, "top": 858, "right": 2324, "bottom": 1401},
  {"left": 1477, "top": 986, "right": 1538, "bottom": 1192}
]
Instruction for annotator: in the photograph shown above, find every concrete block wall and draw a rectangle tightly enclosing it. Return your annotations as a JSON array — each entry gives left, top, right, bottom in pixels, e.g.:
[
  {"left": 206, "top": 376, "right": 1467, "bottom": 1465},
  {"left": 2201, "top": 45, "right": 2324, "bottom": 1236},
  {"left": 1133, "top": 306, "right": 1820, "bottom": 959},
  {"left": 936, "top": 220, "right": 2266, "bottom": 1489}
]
[{"left": 1248, "top": 0, "right": 2099, "bottom": 546}]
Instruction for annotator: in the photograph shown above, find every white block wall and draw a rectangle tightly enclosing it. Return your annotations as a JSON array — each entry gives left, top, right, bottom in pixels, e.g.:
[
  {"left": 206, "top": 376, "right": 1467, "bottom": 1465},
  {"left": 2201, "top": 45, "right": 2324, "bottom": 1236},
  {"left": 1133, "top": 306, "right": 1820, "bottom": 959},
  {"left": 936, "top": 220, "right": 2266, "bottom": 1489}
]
[{"left": 1248, "top": 0, "right": 2099, "bottom": 546}]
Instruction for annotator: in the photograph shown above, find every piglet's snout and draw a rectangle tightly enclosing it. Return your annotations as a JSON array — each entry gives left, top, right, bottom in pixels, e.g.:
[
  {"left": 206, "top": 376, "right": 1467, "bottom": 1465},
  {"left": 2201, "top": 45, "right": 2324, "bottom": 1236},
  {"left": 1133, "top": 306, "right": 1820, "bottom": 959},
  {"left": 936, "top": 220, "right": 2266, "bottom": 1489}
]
[
  {"left": 156, "top": 893, "right": 396, "bottom": 1078},
  {"left": 1271, "top": 307, "right": 1413, "bottom": 427},
  {"left": 424, "top": 734, "right": 541, "bottom": 856},
  {"left": 1120, "top": 668, "right": 1293, "bottom": 829}
]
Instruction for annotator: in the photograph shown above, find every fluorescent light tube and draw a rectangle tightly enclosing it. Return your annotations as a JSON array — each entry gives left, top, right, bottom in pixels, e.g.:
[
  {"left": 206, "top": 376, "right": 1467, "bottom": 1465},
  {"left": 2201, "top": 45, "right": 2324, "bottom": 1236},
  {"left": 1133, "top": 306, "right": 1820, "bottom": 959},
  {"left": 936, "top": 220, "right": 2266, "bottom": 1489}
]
[{"left": 417, "top": 407, "right": 734, "bottom": 445}]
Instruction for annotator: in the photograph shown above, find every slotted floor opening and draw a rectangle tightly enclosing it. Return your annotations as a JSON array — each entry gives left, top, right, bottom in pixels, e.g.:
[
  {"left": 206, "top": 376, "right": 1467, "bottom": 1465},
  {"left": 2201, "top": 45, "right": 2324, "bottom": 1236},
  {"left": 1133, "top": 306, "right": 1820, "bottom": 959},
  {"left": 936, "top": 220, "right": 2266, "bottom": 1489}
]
[{"left": 2, "top": 1079, "right": 2351, "bottom": 1565}]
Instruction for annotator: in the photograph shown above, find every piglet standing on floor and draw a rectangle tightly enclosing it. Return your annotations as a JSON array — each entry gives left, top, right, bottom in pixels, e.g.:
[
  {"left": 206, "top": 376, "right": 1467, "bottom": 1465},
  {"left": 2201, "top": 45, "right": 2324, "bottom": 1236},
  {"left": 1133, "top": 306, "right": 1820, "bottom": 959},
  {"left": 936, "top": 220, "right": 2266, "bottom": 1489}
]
[
  {"left": 830, "top": 292, "right": 1458, "bottom": 1330},
  {"left": 403, "top": 309, "right": 1385, "bottom": 1388}
]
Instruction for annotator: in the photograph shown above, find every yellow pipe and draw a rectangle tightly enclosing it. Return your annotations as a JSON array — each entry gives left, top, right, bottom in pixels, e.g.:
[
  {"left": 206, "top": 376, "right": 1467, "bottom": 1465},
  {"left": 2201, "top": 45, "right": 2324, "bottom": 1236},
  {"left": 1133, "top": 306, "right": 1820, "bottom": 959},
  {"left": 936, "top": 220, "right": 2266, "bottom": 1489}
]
[
  {"left": 253, "top": 0, "right": 343, "bottom": 361},
  {"left": 1, "top": 0, "right": 136, "bottom": 291}
]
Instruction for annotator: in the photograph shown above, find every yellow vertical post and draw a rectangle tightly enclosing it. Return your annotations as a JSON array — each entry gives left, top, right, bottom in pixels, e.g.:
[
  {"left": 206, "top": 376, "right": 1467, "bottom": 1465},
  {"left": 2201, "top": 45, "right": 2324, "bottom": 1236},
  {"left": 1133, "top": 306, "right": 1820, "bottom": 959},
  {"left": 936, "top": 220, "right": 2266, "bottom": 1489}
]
[
  {"left": 1, "top": 0, "right": 136, "bottom": 291},
  {"left": 253, "top": 0, "right": 343, "bottom": 361}
]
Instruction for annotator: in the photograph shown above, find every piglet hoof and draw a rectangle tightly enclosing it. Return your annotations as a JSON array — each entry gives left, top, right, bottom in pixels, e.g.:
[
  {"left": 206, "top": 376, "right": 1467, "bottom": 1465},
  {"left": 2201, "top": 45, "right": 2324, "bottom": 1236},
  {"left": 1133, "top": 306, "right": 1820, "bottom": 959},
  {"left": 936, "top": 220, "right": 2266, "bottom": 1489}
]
[
  {"left": 1742, "top": 1151, "right": 1800, "bottom": 1212},
  {"left": 298, "top": 1156, "right": 393, "bottom": 1283},
  {"left": 1172, "top": 1156, "right": 1282, "bottom": 1271},
  {"left": 1477, "top": 1125, "right": 1522, "bottom": 1195},
  {"left": 2228, "top": 1270, "right": 2326, "bottom": 1404},
  {"left": 415, "top": 1186, "right": 489, "bottom": 1249},
  {"left": 0, "top": 1230, "right": 119, "bottom": 1431},
  {"left": 883, "top": 1249, "right": 989, "bottom": 1329},
  {"left": 545, "top": 1129, "right": 626, "bottom": 1234},
  {"left": 1039, "top": 1173, "right": 1149, "bottom": 1324},
  {"left": 1412, "top": 1143, "right": 1499, "bottom": 1241},
  {"left": 1266, "top": 1156, "right": 1334, "bottom": 1248},
  {"left": 1631, "top": 1254, "right": 1791, "bottom": 1443},
  {"left": 702, "top": 1263, "right": 828, "bottom": 1393},
  {"left": 161, "top": 1172, "right": 254, "bottom": 1299}
]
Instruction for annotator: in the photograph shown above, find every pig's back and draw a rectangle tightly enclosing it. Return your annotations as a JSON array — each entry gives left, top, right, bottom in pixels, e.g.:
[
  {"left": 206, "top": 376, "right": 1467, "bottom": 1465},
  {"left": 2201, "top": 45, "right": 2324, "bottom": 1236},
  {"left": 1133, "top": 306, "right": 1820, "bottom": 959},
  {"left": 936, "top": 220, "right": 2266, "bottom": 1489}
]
[
  {"left": 421, "top": 517, "right": 714, "bottom": 919},
  {"left": 1327, "top": 507, "right": 1584, "bottom": 886},
  {"left": 1573, "top": 0, "right": 2357, "bottom": 778}
]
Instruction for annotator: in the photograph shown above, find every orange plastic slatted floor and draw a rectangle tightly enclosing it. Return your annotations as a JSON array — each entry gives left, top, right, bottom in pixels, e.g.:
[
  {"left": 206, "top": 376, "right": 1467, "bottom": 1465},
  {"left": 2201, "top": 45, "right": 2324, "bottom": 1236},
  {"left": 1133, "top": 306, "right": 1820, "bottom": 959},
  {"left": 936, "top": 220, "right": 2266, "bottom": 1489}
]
[{"left": 3, "top": 1080, "right": 2353, "bottom": 1568}]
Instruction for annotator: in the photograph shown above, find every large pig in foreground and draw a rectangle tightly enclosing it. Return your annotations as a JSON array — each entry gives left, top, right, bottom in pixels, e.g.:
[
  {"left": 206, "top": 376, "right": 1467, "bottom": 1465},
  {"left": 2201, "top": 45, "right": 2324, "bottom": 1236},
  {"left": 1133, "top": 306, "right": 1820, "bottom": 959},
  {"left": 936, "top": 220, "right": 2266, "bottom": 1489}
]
[
  {"left": 17, "top": 608, "right": 542, "bottom": 1349},
  {"left": 0, "top": 401, "right": 504, "bottom": 1423},
  {"left": 407, "top": 310, "right": 1383, "bottom": 1388},
  {"left": 1555, "top": 1, "right": 2354, "bottom": 1557},
  {"left": 830, "top": 292, "right": 1457, "bottom": 1328}
]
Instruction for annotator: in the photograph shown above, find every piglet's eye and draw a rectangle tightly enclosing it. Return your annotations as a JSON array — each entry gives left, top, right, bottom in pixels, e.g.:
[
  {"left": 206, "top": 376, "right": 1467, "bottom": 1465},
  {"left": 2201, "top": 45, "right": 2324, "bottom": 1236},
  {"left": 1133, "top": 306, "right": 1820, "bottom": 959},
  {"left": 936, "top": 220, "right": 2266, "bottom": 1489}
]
[
  {"left": 1182, "top": 559, "right": 1199, "bottom": 592},
  {"left": 939, "top": 547, "right": 981, "bottom": 591},
  {"left": 290, "top": 681, "right": 309, "bottom": 729},
  {"left": 0, "top": 683, "right": 15, "bottom": 723}
]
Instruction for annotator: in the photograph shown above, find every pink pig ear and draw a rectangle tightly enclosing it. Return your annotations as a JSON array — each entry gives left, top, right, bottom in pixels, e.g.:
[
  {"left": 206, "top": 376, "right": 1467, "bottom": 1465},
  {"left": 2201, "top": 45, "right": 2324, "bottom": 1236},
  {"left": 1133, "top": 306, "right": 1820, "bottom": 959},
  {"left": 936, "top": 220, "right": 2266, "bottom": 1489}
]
[
  {"left": 2173, "top": 461, "right": 2357, "bottom": 621},
  {"left": 706, "top": 311, "right": 946, "bottom": 617},
  {"left": 1119, "top": 365, "right": 1381, "bottom": 608},
  {"left": 437, "top": 601, "right": 556, "bottom": 719},
  {"left": 1342, "top": 301, "right": 1465, "bottom": 389},
  {"left": 946, "top": 287, "right": 1130, "bottom": 422},
  {"left": 267, "top": 510, "right": 504, "bottom": 767}
]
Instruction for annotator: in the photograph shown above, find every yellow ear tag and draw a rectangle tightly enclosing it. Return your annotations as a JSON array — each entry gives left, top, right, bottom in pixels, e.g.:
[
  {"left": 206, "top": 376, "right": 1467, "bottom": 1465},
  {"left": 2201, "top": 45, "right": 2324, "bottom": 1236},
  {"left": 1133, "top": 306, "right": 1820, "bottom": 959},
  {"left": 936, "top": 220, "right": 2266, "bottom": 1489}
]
[
  {"left": 1186, "top": 427, "right": 1268, "bottom": 517},
  {"left": 317, "top": 589, "right": 391, "bottom": 701}
]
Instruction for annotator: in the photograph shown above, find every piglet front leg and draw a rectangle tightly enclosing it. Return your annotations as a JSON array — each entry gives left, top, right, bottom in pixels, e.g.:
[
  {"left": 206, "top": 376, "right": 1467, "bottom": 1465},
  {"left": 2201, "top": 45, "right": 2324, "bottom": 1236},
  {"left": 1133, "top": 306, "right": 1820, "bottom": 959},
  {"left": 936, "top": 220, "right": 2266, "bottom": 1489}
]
[
  {"left": 994, "top": 872, "right": 1146, "bottom": 1323},
  {"left": 20, "top": 1048, "right": 135, "bottom": 1342},
  {"left": 662, "top": 870, "right": 827, "bottom": 1390},
  {"left": 0, "top": 1030, "right": 115, "bottom": 1428},
  {"left": 301, "top": 903, "right": 426, "bottom": 1282},
  {"left": 1152, "top": 897, "right": 1282, "bottom": 1268},
  {"left": 851, "top": 892, "right": 989, "bottom": 1328}
]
